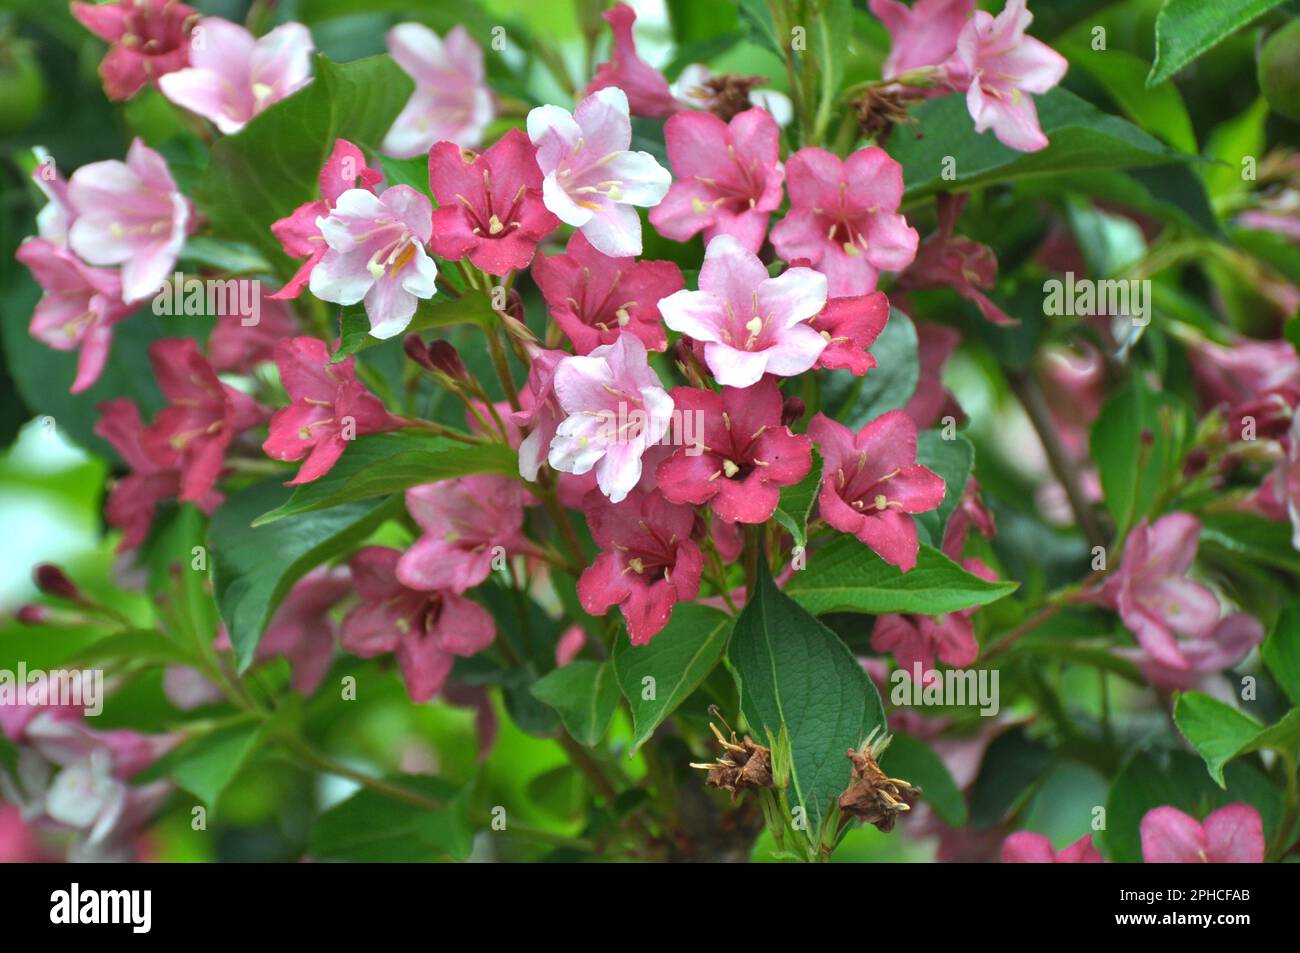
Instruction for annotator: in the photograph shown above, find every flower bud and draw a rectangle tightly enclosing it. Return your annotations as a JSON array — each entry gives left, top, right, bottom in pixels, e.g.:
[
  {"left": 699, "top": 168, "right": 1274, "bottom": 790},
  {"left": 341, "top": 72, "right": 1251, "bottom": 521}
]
[
  {"left": 403, "top": 333, "right": 436, "bottom": 371},
  {"left": 34, "top": 563, "right": 82, "bottom": 602},
  {"left": 427, "top": 340, "right": 469, "bottom": 382},
  {"left": 781, "top": 395, "right": 806, "bottom": 427}
]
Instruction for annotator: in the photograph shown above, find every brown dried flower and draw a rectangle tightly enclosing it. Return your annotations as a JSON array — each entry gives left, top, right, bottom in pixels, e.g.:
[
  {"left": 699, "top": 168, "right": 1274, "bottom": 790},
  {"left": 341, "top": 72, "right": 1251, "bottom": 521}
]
[
  {"left": 853, "top": 85, "right": 916, "bottom": 145},
  {"left": 837, "top": 727, "right": 919, "bottom": 832},
  {"left": 690, "top": 722, "right": 773, "bottom": 798}
]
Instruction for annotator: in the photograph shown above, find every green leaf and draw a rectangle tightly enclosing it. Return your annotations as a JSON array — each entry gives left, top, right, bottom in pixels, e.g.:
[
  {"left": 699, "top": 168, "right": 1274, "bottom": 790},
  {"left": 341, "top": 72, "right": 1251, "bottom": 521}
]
[
  {"left": 1199, "top": 512, "right": 1300, "bottom": 576},
  {"left": 824, "top": 308, "right": 918, "bottom": 428},
  {"left": 333, "top": 294, "right": 492, "bottom": 361},
  {"left": 309, "top": 776, "right": 473, "bottom": 861},
  {"left": 728, "top": 558, "right": 886, "bottom": 836},
  {"left": 178, "top": 237, "right": 272, "bottom": 276},
  {"left": 1262, "top": 601, "right": 1300, "bottom": 706},
  {"left": 1174, "top": 691, "right": 1300, "bottom": 786},
  {"left": 880, "top": 733, "right": 967, "bottom": 827},
  {"left": 170, "top": 724, "right": 263, "bottom": 811},
  {"left": 736, "top": 0, "right": 783, "bottom": 59},
  {"left": 1147, "top": 0, "right": 1287, "bottom": 88},
  {"left": 378, "top": 154, "right": 433, "bottom": 202},
  {"left": 772, "top": 450, "right": 821, "bottom": 549},
  {"left": 252, "top": 434, "right": 517, "bottom": 525},
  {"left": 72, "top": 629, "right": 196, "bottom": 669},
  {"left": 197, "top": 54, "right": 413, "bottom": 268},
  {"left": 785, "top": 537, "right": 1017, "bottom": 617},
  {"left": 1090, "top": 375, "right": 1190, "bottom": 537},
  {"left": 530, "top": 660, "right": 621, "bottom": 747},
  {"left": 612, "top": 603, "right": 732, "bottom": 754},
  {"left": 209, "top": 478, "right": 397, "bottom": 669},
  {"left": 914, "top": 432, "right": 973, "bottom": 548},
  {"left": 1062, "top": 43, "right": 1196, "bottom": 153},
  {"left": 889, "top": 87, "right": 1193, "bottom": 202},
  {"left": 1201, "top": 98, "right": 1269, "bottom": 199}
]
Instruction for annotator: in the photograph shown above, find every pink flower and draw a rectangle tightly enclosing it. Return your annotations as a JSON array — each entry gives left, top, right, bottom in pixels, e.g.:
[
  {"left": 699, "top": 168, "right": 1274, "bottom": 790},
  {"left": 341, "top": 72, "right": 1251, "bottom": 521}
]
[
  {"left": 31, "top": 148, "right": 76, "bottom": 245},
  {"left": 578, "top": 490, "right": 703, "bottom": 645},
  {"left": 531, "top": 231, "right": 682, "bottom": 355},
  {"left": 142, "top": 339, "right": 266, "bottom": 502},
  {"left": 1037, "top": 342, "right": 1105, "bottom": 458},
  {"left": 206, "top": 299, "right": 298, "bottom": 373},
  {"left": 1273, "top": 412, "right": 1300, "bottom": 550},
  {"left": 15, "top": 238, "right": 133, "bottom": 393},
  {"left": 528, "top": 87, "right": 672, "bottom": 257},
  {"left": 649, "top": 107, "right": 785, "bottom": 253},
  {"left": 0, "top": 805, "right": 48, "bottom": 863},
  {"left": 942, "top": 477, "right": 997, "bottom": 557},
  {"left": 870, "top": 0, "right": 973, "bottom": 79},
  {"left": 659, "top": 234, "right": 828, "bottom": 387},
  {"left": 656, "top": 379, "right": 812, "bottom": 524},
  {"left": 555, "top": 625, "right": 587, "bottom": 667},
  {"left": 512, "top": 344, "right": 569, "bottom": 482},
  {"left": 904, "top": 321, "right": 962, "bottom": 428},
  {"left": 257, "top": 568, "right": 351, "bottom": 695},
  {"left": 341, "top": 547, "right": 494, "bottom": 702},
  {"left": 309, "top": 184, "right": 438, "bottom": 339},
  {"left": 1140, "top": 804, "right": 1265, "bottom": 863},
  {"left": 94, "top": 398, "right": 218, "bottom": 551},
  {"left": 548, "top": 333, "right": 674, "bottom": 503},
  {"left": 586, "top": 3, "right": 679, "bottom": 118},
  {"left": 383, "top": 23, "right": 494, "bottom": 158},
  {"left": 943, "top": 0, "right": 1068, "bottom": 153},
  {"left": 72, "top": 0, "right": 197, "bottom": 101},
  {"left": 66, "top": 138, "right": 191, "bottom": 303},
  {"left": 811, "top": 291, "right": 890, "bottom": 376},
  {"left": 1125, "top": 613, "right": 1264, "bottom": 693},
  {"left": 397, "top": 476, "right": 530, "bottom": 593},
  {"left": 871, "top": 557, "right": 996, "bottom": 675},
  {"left": 808, "top": 409, "right": 946, "bottom": 572},
  {"left": 1188, "top": 336, "right": 1300, "bottom": 421},
  {"left": 428, "top": 128, "right": 560, "bottom": 275},
  {"left": 771, "top": 146, "right": 918, "bottom": 298},
  {"left": 157, "top": 18, "right": 314, "bottom": 134},
  {"left": 894, "top": 192, "right": 1015, "bottom": 325},
  {"left": 1001, "top": 832, "right": 1102, "bottom": 863},
  {"left": 262, "top": 337, "right": 396, "bottom": 485},
  {"left": 268, "top": 139, "right": 383, "bottom": 300},
  {"left": 1098, "top": 513, "right": 1220, "bottom": 671}
]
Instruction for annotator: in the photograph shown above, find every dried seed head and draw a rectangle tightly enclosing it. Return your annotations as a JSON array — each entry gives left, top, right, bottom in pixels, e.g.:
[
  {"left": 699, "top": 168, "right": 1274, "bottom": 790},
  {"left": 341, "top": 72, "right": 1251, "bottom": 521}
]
[
  {"left": 837, "top": 726, "right": 920, "bottom": 833},
  {"left": 690, "top": 721, "right": 773, "bottom": 799},
  {"left": 852, "top": 86, "right": 915, "bottom": 145},
  {"left": 699, "top": 73, "right": 768, "bottom": 122}
]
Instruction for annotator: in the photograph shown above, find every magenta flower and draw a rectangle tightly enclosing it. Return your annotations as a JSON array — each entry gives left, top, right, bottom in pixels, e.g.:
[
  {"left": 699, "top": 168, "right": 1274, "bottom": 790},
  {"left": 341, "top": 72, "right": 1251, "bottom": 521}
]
[
  {"left": 811, "top": 291, "right": 890, "bottom": 376},
  {"left": 578, "top": 490, "right": 703, "bottom": 645},
  {"left": 158, "top": 18, "right": 313, "bottom": 134},
  {"left": 341, "top": 546, "right": 495, "bottom": 702},
  {"left": 871, "top": 556, "right": 995, "bottom": 677},
  {"left": 649, "top": 107, "right": 785, "bottom": 253},
  {"left": 383, "top": 23, "right": 494, "bottom": 158},
  {"left": 15, "top": 238, "right": 133, "bottom": 394},
  {"left": 513, "top": 344, "right": 569, "bottom": 482},
  {"left": 532, "top": 231, "right": 682, "bottom": 355},
  {"left": 548, "top": 333, "right": 675, "bottom": 504},
  {"left": 1274, "top": 413, "right": 1300, "bottom": 550},
  {"left": 206, "top": 300, "right": 298, "bottom": 374},
  {"left": 659, "top": 234, "right": 828, "bottom": 388},
  {"left": 1125, "top": 613, "right": 1264, "bottom": 693},
  {"left": 269, "top": 139, "right": 382, "bottom": 301},
  {"left": 1140, "top": 804, "right": 1264, "bottom": 863},
  {"left": 943, "top": 0, "right": 1068, "bottom": 153},
  {"left": 309, "top": 184, "right": 438, "bottom": 339},
  {"left": 262, "top": 337, "right": 396, "bottom": 485},
  {"left": 397, "top": 476, "right": 530, "bottom": 594},
  {"left": 528, "top": 87, "right": 672, "bottom": 257},
  {"left": 870, "top": 0, "right": 972, "bottom": 79},
  {"left": 808, "top": 409, "right": 946, "bottom": 572},
  {"left": 904, "top": 321, "right": 962, "bottom": 428},
  {"left": 72, "top": 0, "right": 197, "bottom": 101},
  {"left": 1098, "top": 513, "right": 1221, "bottom": 671},
  {"left": 428, "top": 128, "right": 560, "bottom": 275},
  {"left": 66, "top": 138, "right": 191, "bottom": 303},
  {"left": 1188, "top": 336, "right": 1300, "bottom": 441},
  {"left": 142, "top": 339, "right": 266, "bottom": 502},
  {"left": 1001, "top": 832, "right": 1102, "bottom": 863},
  {"left": 94, "top": 398, "right": 219, "bottom": 552},
  {"left": 253, "top": 568, "right": 351, "bottom": 695},
  {"left": 586, "top": 3, "right": 679, "bottom": 118},
  {"left": 771, "top": 146, "right": 919, "bottom": 298},
  {"left": 894, "top": 192, "right": 1015, "bottom": 325},
  {"left": 656, "top": 379, "right": 812, "bottom": 524}
]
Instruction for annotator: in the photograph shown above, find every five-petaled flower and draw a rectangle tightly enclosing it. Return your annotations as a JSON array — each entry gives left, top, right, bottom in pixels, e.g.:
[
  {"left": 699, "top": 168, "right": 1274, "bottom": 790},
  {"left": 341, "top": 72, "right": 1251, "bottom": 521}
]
[
  {"left": 427, "top": 128, "right": 560, "bottom": 275},
  {"left": 528, "top": 87, "right": 671, "bottom": 257},
  {"left": 808, "top": 409, "right": 946, "bottom": 572},
  {"left": 659, "top": 234, "right": 828, "bottom": 388},
  {"left": 262, "top": 337, "right": 397, "bottom": 485},
  {"left": 578, "top": 490, "right": 703, "bottom": 645},
  {"left": 771, "top": 146, "right": 918, "bottom": 298},
  {"left": 649, "top": 107, "right": 785, "bottom": 253},
  {"left": 383, "top": 23, "right": 494, "bottom": 158},
  {"left": 656, "top": 379, "right": 812, "bottom": 524},
  {"left": 72, "top": 0, "right": 197, "bottom": 101}
]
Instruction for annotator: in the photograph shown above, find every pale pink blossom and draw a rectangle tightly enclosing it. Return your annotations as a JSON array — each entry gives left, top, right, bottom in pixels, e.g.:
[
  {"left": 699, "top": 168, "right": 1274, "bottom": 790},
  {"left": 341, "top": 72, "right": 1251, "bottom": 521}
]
[
  {"left": 31, "top": 147, "right": 75, "bottom": 245},
  {"left": 158, "top": 18, "right": 314, "bottom": 134},
  {"left": 870, "top": 0, "right": 973, "bottom": 79},
  {"left": 659, "top": 234, "right": 828, "bottom": 387},
  {"left": 1001, "top": 832, "right": 1102, "bottom": 863},
  {"left": 309, "top": 185, "right": 437, "bottom": 339},
  {"left": 383, "top": 23, "right": 494, "bottom": 158},
  {"left": 398, "top": 477, "right": 531, "bottom": 593},
  {"left": 528, "top": 87, "right": 671, "bottom": 257},
  {"left": 1140, "top": 804, "right": 1265, "bottom": 863},
  {"left": 66, "top": 138, "right": 192, "bottom": 303}
]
